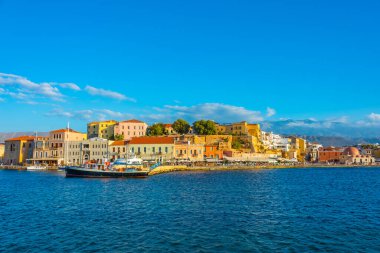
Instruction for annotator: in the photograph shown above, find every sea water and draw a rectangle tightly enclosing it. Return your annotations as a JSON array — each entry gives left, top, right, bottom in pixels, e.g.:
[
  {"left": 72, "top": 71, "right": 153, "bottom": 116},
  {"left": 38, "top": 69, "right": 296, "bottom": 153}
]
[{"left": 0, "top": 168, "right": 379, "bottom": 252}]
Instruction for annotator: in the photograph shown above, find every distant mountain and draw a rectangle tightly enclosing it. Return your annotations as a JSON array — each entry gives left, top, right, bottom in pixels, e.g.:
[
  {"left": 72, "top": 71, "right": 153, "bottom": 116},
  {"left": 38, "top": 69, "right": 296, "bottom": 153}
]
[
  {"left": 261, "top": 119, "right": 380, "bottom": 139},
  {"left": 0, "top": 132, "right": 49, "bottom": 143},
  {"left": 302, "top": 136, "right": 380, "bottom": 147}
]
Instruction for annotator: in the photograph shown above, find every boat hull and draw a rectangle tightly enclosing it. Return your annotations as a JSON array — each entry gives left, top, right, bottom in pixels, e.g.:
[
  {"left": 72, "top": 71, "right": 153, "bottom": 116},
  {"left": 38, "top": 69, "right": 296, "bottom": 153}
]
[{"left": 65, "top": 167, "right": 149, "bottom": 178}]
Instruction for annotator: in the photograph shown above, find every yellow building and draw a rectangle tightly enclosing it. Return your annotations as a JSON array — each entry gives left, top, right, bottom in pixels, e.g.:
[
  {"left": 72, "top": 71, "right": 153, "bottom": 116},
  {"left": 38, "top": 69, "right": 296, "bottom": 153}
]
[
  {"left": 193, "top": 135, "right": 232, "bottom": 150},
  {"left": 0, "top": 143, "right": 4, "bottom": 163},
  {"left": 3, "top": 136, "right": 35, "bottom": 165},
  {"left": 216, "top": 121, "right": 261, "bottom": 138},
  {"left": 128, "top": 136, "right": 175, "bottom": 162},
  {"left": 174, "top": 141, "right": 204, "bottom": 161},
  {"left": 87, "top": 120, "right": 118, "bottom": 140},
  {"left": 289, "top": 137, "right": 307, "bottom": 162}
]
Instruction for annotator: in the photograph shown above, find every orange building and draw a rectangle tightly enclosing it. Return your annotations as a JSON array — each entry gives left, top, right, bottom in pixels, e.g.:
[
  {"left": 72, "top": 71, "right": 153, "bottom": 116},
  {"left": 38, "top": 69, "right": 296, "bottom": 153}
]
[
  {"left": 204, "top": 145, "right": 223, "bottom": 160},
  {"left": 318, "top": 147, "right": 344, "bottom": 163}
]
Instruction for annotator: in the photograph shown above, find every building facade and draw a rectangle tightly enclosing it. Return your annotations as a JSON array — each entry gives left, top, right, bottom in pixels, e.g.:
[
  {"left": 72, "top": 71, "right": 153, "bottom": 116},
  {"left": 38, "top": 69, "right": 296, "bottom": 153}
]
[
  {"left": 318, "top": 147, "right": 344, "bottom": 163},
  {"left": 3, "top": 136, "right": 35, "bottom": 165},
  {"left": 66, "top": 137, "right": 110, "bottom": 165},
  {"left": 204, "top": 145, "right": 224, "bottom": 160},
  {"left": 174, "top": 141, "right": 204, "bottom": 161},
  {"left": 109, "top": 140, "right": 128, "bottom": 161},
  {"left": 113, "top": 119, "right": 147, "bottom": 140},
  {"left": 87, "top": 120, "right": 117, "bottom": 139},
  {"left": 0, "top": 143, "right": 4, "bottom": 163},
  {"left": 339, "top": 147, "right": 375, "bottom": 165},
  {"left": 128, "top": 136, "right": 175, "bottom": 162},
  {"left": 32, "top": 129, "right": 86, "bottom": 166},
  {"left": 216, "top": 121, "right": 261, "bottom": 138}
]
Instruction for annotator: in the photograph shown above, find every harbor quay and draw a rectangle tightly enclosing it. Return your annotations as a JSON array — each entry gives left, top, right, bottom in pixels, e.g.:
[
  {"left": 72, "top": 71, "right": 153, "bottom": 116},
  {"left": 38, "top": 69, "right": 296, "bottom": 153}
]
[{"left": 1, "top": 119, "right": 379, "bottom": 170}]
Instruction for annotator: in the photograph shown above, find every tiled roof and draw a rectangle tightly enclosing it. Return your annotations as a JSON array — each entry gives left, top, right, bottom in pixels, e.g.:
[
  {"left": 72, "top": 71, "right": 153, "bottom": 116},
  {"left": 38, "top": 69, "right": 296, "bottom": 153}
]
[
  {"left": 163, "top": 124, "right": 172, "bottom": 127},
  {"left": 110, "top": 140, "right": 127, "bottom": 146},
  {"left": 129, "top": 136, "right": 174, "bottom": 145},
  {"left": 121, "top": 119, "right": 145, "bottom": 124},
  {"left": 5, "top": 136, "right": 35, "bottom": 142},
  {"left": 50, "top": 128, "right": 82, "bottom": 134}
]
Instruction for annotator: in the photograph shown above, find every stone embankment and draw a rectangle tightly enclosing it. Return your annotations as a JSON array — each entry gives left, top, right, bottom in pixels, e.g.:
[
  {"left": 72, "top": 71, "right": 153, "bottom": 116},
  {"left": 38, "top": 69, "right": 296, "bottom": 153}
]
[{"left": 148, "top": 164, "right": 380, "bottom": 176}]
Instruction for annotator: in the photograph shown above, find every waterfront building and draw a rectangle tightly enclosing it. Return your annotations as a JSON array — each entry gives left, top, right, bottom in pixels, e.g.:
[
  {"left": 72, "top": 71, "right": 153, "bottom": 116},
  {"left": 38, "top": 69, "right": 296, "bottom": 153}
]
[
  {"left": 339, "top": 147, "right": 375, "bottom": 165},
  {"left": 128, "top": 136, "right": 175, "bottom": 162},
  {"left": 174, "top": 141, "right": 204, "bottom": 161},
  {"left": 113, "top": 119, "right": 147, "bottom": 140},
  {"left": 109, "top": 140, "right": 128, "bottom": 161},
  {"left": 0, "top": 143, "right": 4, "bottom": 163},
  {"left": 66, "top": 137, "right": 111, "bottom": 165},
  {"left": 32, "top": 128, "right": 86, "bottom": 166},
  {"left": 289, "top": 137, "right": 307, "bottom": 162},
  {"left": 204, "top": 145, "right": 224, "bottom": 160},
  {"left": 87, "top": 120, "right": 118, "bottom": 139},
  {"left": 318, "top": 147, "right": 344, "bottom": 163},
  {"left": 306, "top": 143, "right": 323, "bottom": 163},
  {"left": 3, "top": 136, "right": 35, "bottom": 165}
]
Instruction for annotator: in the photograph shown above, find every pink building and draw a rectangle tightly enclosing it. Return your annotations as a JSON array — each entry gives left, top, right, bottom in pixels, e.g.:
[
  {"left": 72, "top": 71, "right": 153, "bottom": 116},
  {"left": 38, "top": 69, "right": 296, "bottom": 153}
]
[{"left": 113, "top": 119, "right": 148, "bottom": 140}]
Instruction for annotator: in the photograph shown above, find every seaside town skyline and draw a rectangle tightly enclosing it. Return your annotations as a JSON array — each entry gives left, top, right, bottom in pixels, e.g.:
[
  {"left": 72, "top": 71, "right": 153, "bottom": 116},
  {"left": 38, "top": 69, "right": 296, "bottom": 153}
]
[{"left": 1, "top": 117, "right": 379, "bottom": 167}]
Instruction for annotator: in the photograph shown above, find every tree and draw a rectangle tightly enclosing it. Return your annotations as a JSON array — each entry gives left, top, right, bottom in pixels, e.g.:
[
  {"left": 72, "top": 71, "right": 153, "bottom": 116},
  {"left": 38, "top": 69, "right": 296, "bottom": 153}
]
[
  {"left": 172, "top": 119, "right": 190, "bottom": 135},
  {"left": 193, "top": 120, "right": 217, "bottom": 135},
  {"left": 232, "top": 138, "right": 244, "bottom": 149},
  {"left": 147, "top": 123, "right": 165, "bottom": 136},
  {"left": 114, "top": 134, "right": 124, "bottom": 141}
]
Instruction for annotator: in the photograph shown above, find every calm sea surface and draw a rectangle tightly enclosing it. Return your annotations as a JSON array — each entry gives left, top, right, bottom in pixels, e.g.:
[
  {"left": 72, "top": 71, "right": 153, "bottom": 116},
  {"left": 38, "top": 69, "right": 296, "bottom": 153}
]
[{"left": 1, "top": 168, "right": 380, "bottom": 252}]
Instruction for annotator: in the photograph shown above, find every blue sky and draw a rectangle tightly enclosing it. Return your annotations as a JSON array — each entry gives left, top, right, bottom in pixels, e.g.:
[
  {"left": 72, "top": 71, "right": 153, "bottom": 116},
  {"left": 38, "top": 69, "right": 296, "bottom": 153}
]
[{"left": 0, "top": 0, "right": 379, "bottom": 133}]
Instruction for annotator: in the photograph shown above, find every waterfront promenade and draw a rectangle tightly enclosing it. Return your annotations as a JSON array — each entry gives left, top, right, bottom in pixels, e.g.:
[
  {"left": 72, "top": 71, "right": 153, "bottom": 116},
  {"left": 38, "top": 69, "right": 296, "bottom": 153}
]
[{"left": 2, "top": 163, "right": 379, "bottom": 176}]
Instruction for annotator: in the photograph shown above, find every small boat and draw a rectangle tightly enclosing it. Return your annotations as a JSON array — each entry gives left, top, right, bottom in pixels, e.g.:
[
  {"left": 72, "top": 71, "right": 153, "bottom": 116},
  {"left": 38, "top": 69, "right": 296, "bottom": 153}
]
[{"left": 27, "top": 165, "right": 47, "bottom": 171}]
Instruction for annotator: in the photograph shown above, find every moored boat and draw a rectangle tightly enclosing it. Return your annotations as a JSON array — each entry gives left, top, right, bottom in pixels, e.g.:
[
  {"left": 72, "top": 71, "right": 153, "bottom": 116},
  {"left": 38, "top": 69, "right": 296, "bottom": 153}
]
[
  {"left": 65, "top": 166, "right": 149, "bottom": 178},
  {"left": 65, "top": 157, "right": 149, "bottom": 178}
]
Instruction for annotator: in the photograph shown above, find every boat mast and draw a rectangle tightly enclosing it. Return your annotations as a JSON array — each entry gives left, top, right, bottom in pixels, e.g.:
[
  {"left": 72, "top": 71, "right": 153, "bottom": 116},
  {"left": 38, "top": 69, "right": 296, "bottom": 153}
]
[{"left": 65, "top": 122, "right": 69, "bottom": 166}]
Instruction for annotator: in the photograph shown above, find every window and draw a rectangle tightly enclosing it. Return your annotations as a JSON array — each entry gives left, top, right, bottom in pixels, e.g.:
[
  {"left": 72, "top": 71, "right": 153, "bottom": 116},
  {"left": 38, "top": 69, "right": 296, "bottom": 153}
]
[
  {"left": 159, "top": 147, "right": 162, "bottom": 153},
  {"left": 152, "top": 147, "right": 156, "bottom": 153},
  {"left": 138, "top": 147, "right": 141, "bottom": 153},
  {"left": 144, "top": 147, "right": 146, "bottom": 153},
  {"left": 165, "top": 147, "right": 168, "bottom": 153}
]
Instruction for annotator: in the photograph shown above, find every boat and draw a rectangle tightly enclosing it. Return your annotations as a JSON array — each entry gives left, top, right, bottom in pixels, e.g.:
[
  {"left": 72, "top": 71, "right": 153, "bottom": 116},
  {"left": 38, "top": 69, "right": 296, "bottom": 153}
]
[
  {"left": 65, "top": 157, "right": 149, "bottom": 178},
  {"left": 65, "top": 166, "right": 149, "bottom": 178},
  {"left": 27, "top": 165, "right": 47, "bottom": 171}
]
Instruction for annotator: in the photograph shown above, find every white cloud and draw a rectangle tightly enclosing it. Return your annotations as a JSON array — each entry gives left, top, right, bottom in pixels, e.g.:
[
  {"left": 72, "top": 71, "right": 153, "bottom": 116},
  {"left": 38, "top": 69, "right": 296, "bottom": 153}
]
[
  {"left": 56, "top": 82, "right": 81, "bottom": 91},
  {"left": 369, "top": 113, "right": 380, "bottom": 121},
  {"left": 0, "top": 73, "right": 64, "bottom": 101},
  {"left": 266, "top": 107, "right": 276, "bottom": 117},
  {"left": 84, "top": 85, "right": 136, "bottom": 102},
  {"left": 45, "top": 108, "right": 133, "bottom": 121},
  {"left": 142, "top": 103, "right": 263, "bottom": 123}
]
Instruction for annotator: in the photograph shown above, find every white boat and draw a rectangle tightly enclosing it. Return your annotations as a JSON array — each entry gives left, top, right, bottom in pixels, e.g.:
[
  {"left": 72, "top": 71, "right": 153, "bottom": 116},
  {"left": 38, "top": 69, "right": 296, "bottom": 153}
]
[{"left": 27, "top": 165, "right": 47, "bottom": 171}]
